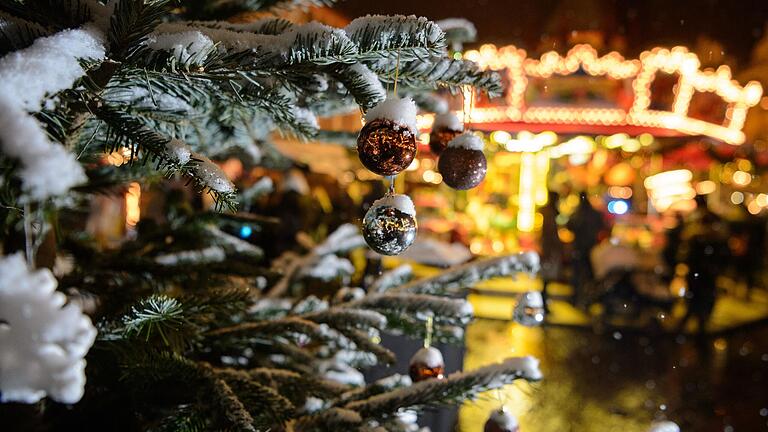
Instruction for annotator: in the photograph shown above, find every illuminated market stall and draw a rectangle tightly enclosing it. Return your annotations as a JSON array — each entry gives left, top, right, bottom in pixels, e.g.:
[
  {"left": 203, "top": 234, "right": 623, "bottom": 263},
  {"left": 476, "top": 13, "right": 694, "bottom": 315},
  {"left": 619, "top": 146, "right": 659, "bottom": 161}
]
[{"left": 405, "top": 43, "right": 765, "bottom": 257}]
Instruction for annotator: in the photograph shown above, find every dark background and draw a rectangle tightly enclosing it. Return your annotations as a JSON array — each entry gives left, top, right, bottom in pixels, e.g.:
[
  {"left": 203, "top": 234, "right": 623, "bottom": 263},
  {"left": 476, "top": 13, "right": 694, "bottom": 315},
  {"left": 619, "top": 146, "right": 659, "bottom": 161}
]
[{"left": 337, "top": 0, "right": 768, "bottom": 65}]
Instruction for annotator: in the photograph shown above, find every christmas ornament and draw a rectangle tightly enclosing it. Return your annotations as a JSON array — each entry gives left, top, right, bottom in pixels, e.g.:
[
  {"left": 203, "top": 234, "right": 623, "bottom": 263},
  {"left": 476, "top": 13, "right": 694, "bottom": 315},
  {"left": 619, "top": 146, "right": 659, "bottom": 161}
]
[
  {"left": 484, "top": 408, "right": 520, "bottom": 432},
  {"left": 0, "top": 253, "right": 97, "bottom": 404},
  {"left": 362, "top": 194, "right": 417, "bottom": 256},
  {"left": 438, "top": 132, "right": 487, "bottom": 190},
  {"left": 429, "top": 112, "right": 463, "bottom": 154},
  {"left": 408, "top": 346, "right": 445, "bottom": 382},
  {"left": 357, "top": 97, "right": 419, "bottom": 176},
  {"left": 648, "top": 421, "right": 680, "bottom": 432},
  {"left": 513, "top": 291, "right": 545, "bottom": 326}
]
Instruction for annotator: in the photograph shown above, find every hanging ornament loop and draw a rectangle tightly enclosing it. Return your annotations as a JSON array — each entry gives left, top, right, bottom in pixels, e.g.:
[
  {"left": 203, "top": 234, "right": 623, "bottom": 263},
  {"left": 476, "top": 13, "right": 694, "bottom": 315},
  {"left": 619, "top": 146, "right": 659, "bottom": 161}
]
[{"left": 424, "top": 314, "right": 434, "bottom": 349}]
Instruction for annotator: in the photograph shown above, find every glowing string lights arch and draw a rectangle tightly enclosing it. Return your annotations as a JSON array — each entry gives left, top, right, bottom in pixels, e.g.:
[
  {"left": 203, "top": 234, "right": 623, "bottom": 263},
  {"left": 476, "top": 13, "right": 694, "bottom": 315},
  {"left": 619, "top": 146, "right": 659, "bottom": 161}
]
[{"left": 421, "top": 43, "right": 763, "bottom": 145}]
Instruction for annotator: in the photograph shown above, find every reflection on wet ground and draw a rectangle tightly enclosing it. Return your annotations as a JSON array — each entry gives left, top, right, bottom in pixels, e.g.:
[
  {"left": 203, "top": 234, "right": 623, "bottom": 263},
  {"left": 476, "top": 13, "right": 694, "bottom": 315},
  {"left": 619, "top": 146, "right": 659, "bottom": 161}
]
[{"left": 460, "top": 320, "right": 768, "bottom": 431}]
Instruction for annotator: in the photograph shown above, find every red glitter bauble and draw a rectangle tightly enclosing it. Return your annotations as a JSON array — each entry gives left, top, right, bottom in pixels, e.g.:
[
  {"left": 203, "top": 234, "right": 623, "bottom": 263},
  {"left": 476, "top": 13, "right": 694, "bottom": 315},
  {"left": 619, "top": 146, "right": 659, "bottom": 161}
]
[
  {"left": 438, "top": 147, "right": 487, "bottom": 190},
  {"left": 429, "top": 127, "right": 462, "bottom": 155}
]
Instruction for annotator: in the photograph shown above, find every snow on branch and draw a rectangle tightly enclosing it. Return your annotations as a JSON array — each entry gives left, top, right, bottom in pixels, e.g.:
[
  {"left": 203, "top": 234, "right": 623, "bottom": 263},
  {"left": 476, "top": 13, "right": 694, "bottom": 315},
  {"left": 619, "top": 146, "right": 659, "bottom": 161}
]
[
  {"left": 152, "top": 21, "right": 357, "bottom": 66},
  {"left": 436, "top": 18, "right": 477, "bottom": 46},
  {"left": 344, "top": 356, "right": 542, "bottom": 418},
  {"left": 369, "top": 264, "right": 413, "bottom": 293},
  {"left": 0, "top": 24, "right": 105, "bottom": 200},
  {"left": 326, "top": 62, "right": 387, "bottom": 110},
  {"left": 314, "top": 223, "right": 366, "bottom": 255},
  {"left": 345, "top": 15, "right": 446, "bottom": 62},
  {"left": 352, "top": 293, "right": 474, "bottom": 326},
  {"left": 392, "top": 252, "right": 540, "bottom": 295},
  {"left": 370, "top": 56, "right": 503, "bottom": 97}
]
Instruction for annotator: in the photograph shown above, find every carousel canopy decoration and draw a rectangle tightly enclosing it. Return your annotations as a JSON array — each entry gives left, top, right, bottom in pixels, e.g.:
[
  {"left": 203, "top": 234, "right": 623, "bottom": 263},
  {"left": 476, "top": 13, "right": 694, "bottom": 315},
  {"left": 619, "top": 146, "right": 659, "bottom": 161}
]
[{"left": 421, "top": 44, "right": 763, "bottom": 145}]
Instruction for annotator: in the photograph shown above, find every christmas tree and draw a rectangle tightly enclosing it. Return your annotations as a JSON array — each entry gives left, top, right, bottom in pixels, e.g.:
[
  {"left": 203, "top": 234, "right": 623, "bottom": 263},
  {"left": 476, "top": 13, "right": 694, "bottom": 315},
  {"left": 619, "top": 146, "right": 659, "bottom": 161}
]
[{"left": 0, "top": 1, "right": 542, "bottom": 430}]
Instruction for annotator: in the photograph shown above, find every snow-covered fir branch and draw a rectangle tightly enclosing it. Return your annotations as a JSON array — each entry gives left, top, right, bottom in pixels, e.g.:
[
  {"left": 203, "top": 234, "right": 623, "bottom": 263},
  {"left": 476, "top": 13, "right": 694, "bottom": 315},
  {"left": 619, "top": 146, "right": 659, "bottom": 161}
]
[{"left": 343, "top": 357, "right": 542, "bottom": 418}]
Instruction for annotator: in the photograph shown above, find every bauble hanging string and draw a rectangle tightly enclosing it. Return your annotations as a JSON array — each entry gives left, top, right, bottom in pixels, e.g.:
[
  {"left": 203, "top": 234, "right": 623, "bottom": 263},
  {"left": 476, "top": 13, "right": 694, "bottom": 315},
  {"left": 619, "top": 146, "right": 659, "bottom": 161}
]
[{"left": 429, "top": 111, "right": 463, "bottom": 155}]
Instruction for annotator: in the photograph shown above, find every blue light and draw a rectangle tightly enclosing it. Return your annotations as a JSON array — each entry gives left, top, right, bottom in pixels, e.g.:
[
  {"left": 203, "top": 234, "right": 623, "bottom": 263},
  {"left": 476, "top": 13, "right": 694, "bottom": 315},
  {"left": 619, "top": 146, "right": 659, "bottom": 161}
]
[
  {"left": 239, "top": 225, "right": 253, "bottom": 238},
  {"left": 607, "top": 200, "right": 629, "bottom": 215}
]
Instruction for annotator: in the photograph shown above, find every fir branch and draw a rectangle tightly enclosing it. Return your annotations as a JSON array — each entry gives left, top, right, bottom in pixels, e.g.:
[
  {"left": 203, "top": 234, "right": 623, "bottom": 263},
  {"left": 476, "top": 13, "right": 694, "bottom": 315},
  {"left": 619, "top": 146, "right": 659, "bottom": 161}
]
[
  {"left": 207, "top": 317, "right": 321, "bottom": 338},
  {"left": 249, "top": 368, "right": 348, "bottom": 400},
  {"left": 344, "top": 357, "right": 542, "bottom": 418},
  {"left": 92, "top": 104, "right": 238, "bottom": 211},
  {"left": 121, "top": 294, "right": 195, "bottom": 351},
  {"left": 334, "top": 374, "right": 411, "bottom": 406},
  {"left": 325, "top": 63, "right": 386, "bottom": 111},
  {"left": 392, "top": 252, "right": 540, "bottom": 295},
  {"left": 0, "top": 0, "right": 91, "bottom": 31},
  {"left": 345, "top": 15, "right": 446, "bottom": 62},
  {"left": 109, "top": 0, "right": 173, "bottom": 59},
  {"left": 369, "top": 56, "right": 504, "bottom": 97},
  {"left": 294, "top": 407, "right": 362, "bottom": 432},
  {"left": 199, "top": 367, "right": 257, "bottom": 432},
  {"left": 214, "top": 368, "right": 296, "bottom": 423},
  {"left": 369, "top": 265, "right": 413, "bottom": 294},
  {"left": 336, "top": 327, "right": 395, "bottom": 365},
  {"left": 351, "top": 293, "right": 473, "bottom": 326},
  {"left": 305, "top": 308, "right": 387, "bottom": 331}
]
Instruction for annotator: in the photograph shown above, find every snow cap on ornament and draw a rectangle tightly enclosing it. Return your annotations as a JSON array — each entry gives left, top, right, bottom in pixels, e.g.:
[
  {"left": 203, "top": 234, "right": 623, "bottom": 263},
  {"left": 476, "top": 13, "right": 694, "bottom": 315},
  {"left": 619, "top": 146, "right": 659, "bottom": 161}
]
[
  {"left": 357, "top": 97, "right": 419, "bottom": 176},
  {"left": 484, "top": 407, "right": 520, "bottom": 432},
  {"left": 648, "top": 421, "right": 680, "bottom": 432},
  {"left": 362, "top": 194, "right": 417, "bottom": 256},
  {"left": 429, "top": 111, "right": 463, "bottom": 155},
  {"left": 438, "top": 131, "right": 487, "bottom": 190}
]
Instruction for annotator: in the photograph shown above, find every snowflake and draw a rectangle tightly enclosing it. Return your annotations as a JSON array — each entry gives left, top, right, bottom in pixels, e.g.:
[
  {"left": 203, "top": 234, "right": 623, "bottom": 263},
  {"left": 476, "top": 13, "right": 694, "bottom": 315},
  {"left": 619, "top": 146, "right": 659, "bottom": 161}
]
[{"left": 0, "top": 254, "right": 97, "bottom": 404}]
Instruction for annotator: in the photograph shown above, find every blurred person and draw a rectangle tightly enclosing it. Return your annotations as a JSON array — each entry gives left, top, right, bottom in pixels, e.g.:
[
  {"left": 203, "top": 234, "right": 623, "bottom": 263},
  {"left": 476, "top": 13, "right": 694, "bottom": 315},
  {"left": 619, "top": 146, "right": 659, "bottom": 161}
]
[
  {"left": 540, "top": 191, "right": 563, "bottom": 312},
  {"left": 662, "top": 212, "right": 685, "bottom": 283},
  {"left": 677, "top": 212, "right": 729, "bottom": 335},
  {"left": 566, "top": 192, "right": 608, "bottom": 302}
]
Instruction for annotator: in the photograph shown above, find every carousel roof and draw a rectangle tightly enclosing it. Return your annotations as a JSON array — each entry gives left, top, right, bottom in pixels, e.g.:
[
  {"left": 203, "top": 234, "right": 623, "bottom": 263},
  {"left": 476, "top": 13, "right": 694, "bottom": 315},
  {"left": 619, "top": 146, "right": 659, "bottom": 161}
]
[{"left": 420, "top": 44, "right": 763, "bottom": 145}]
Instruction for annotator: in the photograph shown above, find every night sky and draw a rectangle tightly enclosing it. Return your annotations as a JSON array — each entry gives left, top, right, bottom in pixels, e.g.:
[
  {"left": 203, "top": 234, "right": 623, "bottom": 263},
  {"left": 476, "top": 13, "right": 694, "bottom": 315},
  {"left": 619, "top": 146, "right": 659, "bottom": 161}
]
[{"left": 336, "top": 0, "right": 768, "bottom": 65}]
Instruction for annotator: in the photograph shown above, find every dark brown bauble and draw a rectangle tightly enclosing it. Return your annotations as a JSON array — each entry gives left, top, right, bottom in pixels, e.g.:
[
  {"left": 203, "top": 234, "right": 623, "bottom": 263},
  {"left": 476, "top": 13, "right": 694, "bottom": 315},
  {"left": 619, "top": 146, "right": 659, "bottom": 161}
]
[
  {"left": 408, "top": 347, "right": 445, "bottom": 382},
  {"left": 357, "top": 118, "right": 417, "bottom": 176},
  {"left": 483, "top": 409, "right": 519, "bottom": 432},
  {"left": 438, "top": 147, "right": 487, "bottom": 190},
  {"left": 429, "top": 128, "right": 462, "bottom": 155}
]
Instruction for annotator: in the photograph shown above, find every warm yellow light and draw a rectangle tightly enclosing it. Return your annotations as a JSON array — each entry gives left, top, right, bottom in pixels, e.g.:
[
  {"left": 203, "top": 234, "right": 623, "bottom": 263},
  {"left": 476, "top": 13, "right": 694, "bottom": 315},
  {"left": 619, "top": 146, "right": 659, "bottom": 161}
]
[
  {"left": 550, "top": 136, "right": 595, "bottom": 158},
  {"left": 406, "top": 159, "right": 420, "bottom": 171},
  {"left": 732, "top": 170, "right": 752, "bottom": 186},
  {"left": 126, "top": 182, "right": 141, "bottom": 228},
  {"left": 517, "top": 153, "right": 536, "bottom": 232},
  {"left": 737, "top": 159, "right": 752, "bottom": 172},
  {"left": 748, "top": 200, "right": 762, "bottom": 215},
  {"left": 621, "top": 139, "right": 641, "bottom": 152},
  {"left": 604, "top": 133, "right": 628, "bottom": 149},
  {"left": 731, "top": 191, "right": 744, "bottom": 205},
  {"left": 534, "top": 150, "right": 550, "bottom": 206},
  {"left": 695, "top": 180, "right": 717, "bottom": 195},
  {"left": 644, "top": 169, "right": 693, "bottom": 189},
  {"left": 638, "top": 133, "right": 654, "bottom": 146},
  {"left": 490, "top": 130, "right": 512, "bottom": 145},
  {"left": 757, "top": 193, "right": 768, "bottom": 207},
  {"left": 419, "top": 132, "right": 430, "bottom": 143}
]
